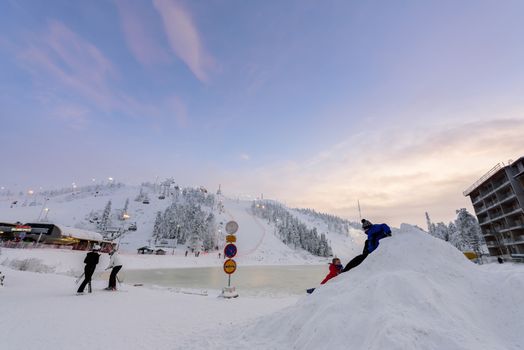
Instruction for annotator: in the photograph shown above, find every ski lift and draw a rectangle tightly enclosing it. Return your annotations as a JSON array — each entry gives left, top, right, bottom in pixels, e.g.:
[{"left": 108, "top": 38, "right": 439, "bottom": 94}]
[
  {"left": 142, "top": 199, "right": 150, "bottom": 204},
  {"left": 158, "top": 195, "right": 166, "bottom": 200}
]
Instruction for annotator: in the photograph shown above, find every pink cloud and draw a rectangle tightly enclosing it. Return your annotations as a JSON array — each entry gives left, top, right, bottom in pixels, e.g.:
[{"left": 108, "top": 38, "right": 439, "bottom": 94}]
[
  {"left": 152, "top": 0, "right": 215, "bottom": 83},
  {"left": 19, "top": 20, "right": 118, "bottom": 110},
  {"left": 16, "top": 20, "right": 191, "bottom": 129},
  {"left": 114, "top": 0, "right": 170, "bottom": 66}
]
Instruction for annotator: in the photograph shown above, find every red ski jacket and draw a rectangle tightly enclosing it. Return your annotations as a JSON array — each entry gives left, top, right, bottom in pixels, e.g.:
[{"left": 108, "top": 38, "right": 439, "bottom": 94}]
[{"left": 320, "top": 263, "right": 342, "bottom": 284}]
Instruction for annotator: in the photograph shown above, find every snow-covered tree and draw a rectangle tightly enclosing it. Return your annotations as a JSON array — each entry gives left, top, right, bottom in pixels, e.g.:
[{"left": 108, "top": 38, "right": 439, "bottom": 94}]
[
  {"left": 251, "top": 201, "right": 333, "bottom": 257},
  {"left": 97, "top": 200, "right": 112, "bottom": 233},
  {"left": 135, "top": 188, "right": 145, "bottom": 202},
  {"left": 425, "top": 212, "right": 436, "bottom": 236},
  {"left": 152, "top": 211, "right": 162, "bottom": 243},
  {"left": 434, "top": 222, "right": 450, "bottom": 241},
  {"left": 455, "top": 208, "right": 484, "bottom": 256}
]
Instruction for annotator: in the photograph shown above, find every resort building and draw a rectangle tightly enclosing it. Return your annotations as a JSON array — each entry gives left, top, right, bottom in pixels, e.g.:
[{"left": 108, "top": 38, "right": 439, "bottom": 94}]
[{"left": 464, "top": 157, "right": 524, "bottom": 261}]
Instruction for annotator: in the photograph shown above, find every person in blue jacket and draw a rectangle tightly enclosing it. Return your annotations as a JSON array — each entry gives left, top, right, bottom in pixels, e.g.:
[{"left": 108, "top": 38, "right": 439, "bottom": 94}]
[{"left": 341, "top": 219, "right": 391, "bottom": 273}]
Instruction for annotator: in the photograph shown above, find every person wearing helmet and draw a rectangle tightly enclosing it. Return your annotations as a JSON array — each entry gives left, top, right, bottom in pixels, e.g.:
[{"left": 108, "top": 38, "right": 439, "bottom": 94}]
[
  {"left": 77, "top": 244, "right": 101, "bottom": 293},
  {"left": 341, "top": 219, "right": 391, "bottom": 273}
]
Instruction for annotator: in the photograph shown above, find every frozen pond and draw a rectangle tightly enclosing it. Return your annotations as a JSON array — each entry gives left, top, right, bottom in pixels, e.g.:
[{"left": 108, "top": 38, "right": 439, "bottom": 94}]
[{"left": 123, "top": 265, "right": 328, "bottom": 296}]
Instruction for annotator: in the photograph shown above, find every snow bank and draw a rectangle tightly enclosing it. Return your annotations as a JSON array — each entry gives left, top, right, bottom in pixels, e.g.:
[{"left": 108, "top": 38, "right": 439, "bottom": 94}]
[{"left": 212, "top": 227, "right": 524, "bottom": 350}]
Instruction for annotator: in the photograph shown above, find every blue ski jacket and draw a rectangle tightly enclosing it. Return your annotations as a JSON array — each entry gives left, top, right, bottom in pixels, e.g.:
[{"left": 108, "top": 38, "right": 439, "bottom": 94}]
[{"left": 365, "top": 224, "right": 391, "bottom": 253}]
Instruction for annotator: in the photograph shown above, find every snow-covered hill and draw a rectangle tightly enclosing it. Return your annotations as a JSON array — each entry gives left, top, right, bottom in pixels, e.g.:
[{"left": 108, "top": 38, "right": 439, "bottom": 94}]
[
  {"left": 0, "top": 183, "right": 363, "bottom": 265},
  {"left": 182, "top": 224, "right": 524, "bottom": 349}
]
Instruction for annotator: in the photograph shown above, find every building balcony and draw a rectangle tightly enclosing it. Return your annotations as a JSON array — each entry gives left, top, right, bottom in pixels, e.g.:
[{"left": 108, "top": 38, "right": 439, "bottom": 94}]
[
  {"left": 477, "top": 194, "right": 518, "bottom": 215},
  {"left": 472, "top": 179, "right": 511, "bottom": 203},
  {"left": 504, "top": 207, "right": 524, "bottom": 217},
  {"left": 514, "top": 169, "right": 524, "bottom": 179},
  {"left": 500, "top": 224, "right": 524, "bottom": 233}
]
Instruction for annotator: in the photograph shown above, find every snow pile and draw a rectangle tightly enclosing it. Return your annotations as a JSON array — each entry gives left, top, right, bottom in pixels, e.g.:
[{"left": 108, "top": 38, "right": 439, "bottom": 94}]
[
  {"left": 2, "top": 257, "right": 55, "bottom": 273},
  {"left": 220, "top": 227, "right": 524, "bottom": 350}
]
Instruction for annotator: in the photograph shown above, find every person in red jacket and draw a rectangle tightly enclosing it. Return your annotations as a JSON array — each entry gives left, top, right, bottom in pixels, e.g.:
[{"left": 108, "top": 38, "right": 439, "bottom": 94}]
[
  {"left": 307, "top": 258, "right": 343, "bottom": 294},
  {"left": 321, "top": 258, "right": 343, "bottom": 284}
]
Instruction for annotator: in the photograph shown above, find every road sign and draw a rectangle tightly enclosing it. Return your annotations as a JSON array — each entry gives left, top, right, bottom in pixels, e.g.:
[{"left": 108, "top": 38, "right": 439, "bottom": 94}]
[
  {"left": 226, "top": 234, "right": 236, "bottom": 243},
  {"left": 223, "top": 259, "right": 237, "bottom": 274},
  {"left": 225, "top": 221, "right": 239, "bottom": 235},
  {"left": 224, "top": 243, "right": 237, "bottom": 258}
]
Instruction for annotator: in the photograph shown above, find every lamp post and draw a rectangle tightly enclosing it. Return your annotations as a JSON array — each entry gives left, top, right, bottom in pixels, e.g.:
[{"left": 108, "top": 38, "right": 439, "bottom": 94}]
[
  {"left": 37, "top": 198, "right": 49, "bottom": 221},
  {"left": 43, "top": 208, "right": 50, "bottom": 221}
]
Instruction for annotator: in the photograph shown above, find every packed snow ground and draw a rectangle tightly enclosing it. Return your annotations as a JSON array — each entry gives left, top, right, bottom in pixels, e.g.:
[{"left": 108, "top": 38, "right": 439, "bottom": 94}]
[
  {"left": 0, "top": 267, "right": 296, "bottom": 350},
  {"left": 2, "top": 225, "right": 524, "bottom": 350}
]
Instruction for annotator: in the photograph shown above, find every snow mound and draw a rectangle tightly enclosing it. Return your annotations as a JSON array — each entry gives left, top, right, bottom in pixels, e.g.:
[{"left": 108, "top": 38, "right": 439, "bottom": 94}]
[
  {"left": 229, "top": 228, "right": 524, "bottom": 350},
  {"left": 1, "top": 257, "right": 55, "bottom": 273}
]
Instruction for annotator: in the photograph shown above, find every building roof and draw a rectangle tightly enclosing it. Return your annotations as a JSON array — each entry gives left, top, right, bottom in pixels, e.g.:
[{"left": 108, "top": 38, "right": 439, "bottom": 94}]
[
  {"left": 463, "top": 163, "right": 504, "bottom": 196},
  {"left": 61, "top": 226, "right": 104, "bottom": 242}
]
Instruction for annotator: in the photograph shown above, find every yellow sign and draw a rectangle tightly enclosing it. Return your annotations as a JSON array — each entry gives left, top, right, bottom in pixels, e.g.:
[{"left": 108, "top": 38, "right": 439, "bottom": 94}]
[
  {"left": 223, "top": 259, "right": 237, "bottom": 274},
  {"left": 463, "top": 252, "right": 477, "bottom": 260},
  {"left": 226, "top": 234, "right": 236, "bottom": 243}
]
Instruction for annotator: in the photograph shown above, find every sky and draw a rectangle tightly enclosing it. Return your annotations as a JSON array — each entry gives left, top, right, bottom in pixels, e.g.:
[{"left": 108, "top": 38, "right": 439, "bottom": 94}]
[{"left": 1, "top": 0, "right": 524, "bottom": 227}]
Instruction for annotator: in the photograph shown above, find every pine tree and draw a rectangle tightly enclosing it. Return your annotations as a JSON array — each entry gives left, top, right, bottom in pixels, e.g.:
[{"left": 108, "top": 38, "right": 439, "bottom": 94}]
[
  {"left": 434, "top": 222, "right": 450, "bottom": 241},
  {"left": 98, "top": 200, "right": 112, "bottom": 233},
  {"left": 425, "top": 212, "right": 436, "bottom": 236},
  {"left": 448, "top": 222, "right": 461, "bottom": 250},
  {"left": 152, "top": 211, "right": 162, "bottom": 243},
  {"left": 455, "top": 208, "right": 484, "bottom": 257}
]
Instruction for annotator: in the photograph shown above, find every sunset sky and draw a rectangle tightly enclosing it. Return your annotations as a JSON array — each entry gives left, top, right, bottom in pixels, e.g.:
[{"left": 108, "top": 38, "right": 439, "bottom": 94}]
[{"left": 1, "top": 0, "right": 523, "bottom": 226}]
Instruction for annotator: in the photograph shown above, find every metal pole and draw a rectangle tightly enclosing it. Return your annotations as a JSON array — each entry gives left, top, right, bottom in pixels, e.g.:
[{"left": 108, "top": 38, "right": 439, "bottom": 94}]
[
  {"left": 228, "top": 274, "right": 231, "bottom": 287},
  {"left": 357, "top": 200, "right": 362, "bottom": 221}
]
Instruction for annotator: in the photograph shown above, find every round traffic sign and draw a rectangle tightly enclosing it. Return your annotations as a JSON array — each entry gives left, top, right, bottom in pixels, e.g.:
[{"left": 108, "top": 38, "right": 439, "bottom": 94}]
[
  {"left": 224, "top": 243, "right": 237, "bottom": 258},
  {"left": 226, "top": 234, "right": 236, "bottom": 243},
  {"left": 225, "top": 221, "right": 239, "bottom": 235},
  {"left": 223, "top": 259, "right": 237, "bottom": 274}
]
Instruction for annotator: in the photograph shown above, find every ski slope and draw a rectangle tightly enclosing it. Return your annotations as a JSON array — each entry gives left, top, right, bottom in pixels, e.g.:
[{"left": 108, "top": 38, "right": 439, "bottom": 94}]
[
  {"left": 0, "top": 185, "right": 361, "bottom": 266},
  {"left": 220, "top": 199, "right": 326, "bottom": 265}
]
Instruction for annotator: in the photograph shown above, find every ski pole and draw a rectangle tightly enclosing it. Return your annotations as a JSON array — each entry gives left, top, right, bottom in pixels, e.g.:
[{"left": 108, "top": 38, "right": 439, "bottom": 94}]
[{"left": 75, "top": 273, "right": 85, "bottom": 284}]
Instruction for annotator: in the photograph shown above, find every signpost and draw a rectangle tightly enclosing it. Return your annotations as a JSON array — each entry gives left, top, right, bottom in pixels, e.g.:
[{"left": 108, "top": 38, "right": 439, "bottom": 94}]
[
  {"left": 225, "top": 221, "right": 238, "bottom": 235},
  {"left": 224, "top": 243, "right": 237, "bottom": 258},
  {"left": 221, "top": 221, "right": 239, "bottom": 298},
  {"left": 223, "top": 259, "right": 237, "bottom": 275}
]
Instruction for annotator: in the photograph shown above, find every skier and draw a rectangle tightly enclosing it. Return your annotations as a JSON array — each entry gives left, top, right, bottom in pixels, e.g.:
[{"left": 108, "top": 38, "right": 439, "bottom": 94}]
[
  {"left": 307, "top": 257, "right": 344, "bottom": 294},
  {"left": 77, "top": 244, "right": 101, "bottom": 294},
  {"left": 105, "top": 249, "right": 123, "bottom": 291},
  {"left": 341, "top": 219, "right": 391, "bottom": 273}
]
